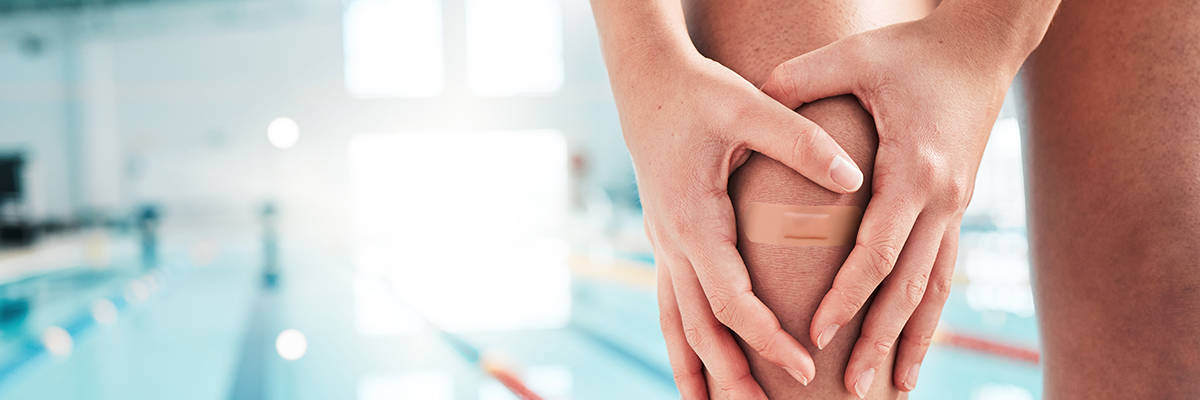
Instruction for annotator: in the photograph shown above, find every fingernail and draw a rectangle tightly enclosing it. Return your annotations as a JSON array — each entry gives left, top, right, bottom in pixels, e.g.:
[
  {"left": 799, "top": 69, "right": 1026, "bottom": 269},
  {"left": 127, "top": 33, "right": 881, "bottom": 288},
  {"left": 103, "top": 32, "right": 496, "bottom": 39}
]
[
  {"left": 854, "top": 368, "right": 875, "bottom": 399},
  {"left": 829, "top": 156, "right": 863, "bottom": 192},
  {"left": 784, "top": 367, "right": 809, "bottom": 386},
  {"left": 816, "top": 324, "right": 840, "bottom": 350},
  {"left": 904, "top": 363, "right": 921, "bottom": 390}
]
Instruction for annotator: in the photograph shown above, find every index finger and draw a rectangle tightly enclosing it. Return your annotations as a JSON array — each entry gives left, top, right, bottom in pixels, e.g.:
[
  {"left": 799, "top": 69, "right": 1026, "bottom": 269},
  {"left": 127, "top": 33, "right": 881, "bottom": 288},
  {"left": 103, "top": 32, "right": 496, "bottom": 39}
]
[
  {"left": 679, "top": 194, "right": 817, "bottom": 385},
  {"left": 810, "top": 192, "right": 920, "bottom": 350},
  {"left": 741, "top": 103, "right": 864, "bottom": 193}
]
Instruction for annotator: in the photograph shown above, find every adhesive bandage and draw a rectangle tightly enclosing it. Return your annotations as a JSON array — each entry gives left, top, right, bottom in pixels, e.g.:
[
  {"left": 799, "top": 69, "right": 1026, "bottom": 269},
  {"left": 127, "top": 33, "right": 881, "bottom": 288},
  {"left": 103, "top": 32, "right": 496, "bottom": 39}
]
[{"left": 741, "top": 202, "right": 864, "bottom": 247}]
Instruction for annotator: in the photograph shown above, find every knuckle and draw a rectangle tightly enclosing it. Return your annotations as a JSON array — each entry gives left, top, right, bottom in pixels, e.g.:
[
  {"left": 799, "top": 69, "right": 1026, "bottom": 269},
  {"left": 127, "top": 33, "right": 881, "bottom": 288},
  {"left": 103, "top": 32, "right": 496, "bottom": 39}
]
[
  {"left": 672, "top": 370, "right": 703, "bottom": 392},
  {"left": 870, "top": 163, "right": 901, "bottom": 192},
  {"left": 927, "top": 277, "right": 953, "bottom": 303},
  {"left": 766, "top": 62, "right": 799, "bottom": 99},
  {"left": 715, "top": 371, "right": 758, "bottom": 396},
  {"left": 914, "top": 154, "right": 944, "bottom": 182},
  {"left": 944, "top": 178, "right": 973, "bottom": 212},
  {"left": 663, "top": 213, "right": 690, "bottom": 237},
  {"left": 788, "top": 129, "right": 816, "bottom": 168},
  {"left": 917, "top": 165, "right": 938, "bottom": 184},
  {"left": 870, "top": 337, "right": 895, "bottom": 356},
  {"left": 682, "top": 324, "right": 707, "bottom": 349},
  {"left": 681, "top": 234, "right": 724, "bottom": 261},
  {"left": 709, "top": 290, "right": 745, "bottom": 326},
  {"left": 707, "top": 292, "right": 735, "bottom": 324},
  {"left": 923, "top": 175, "right": 971, "bottom": 215},
  {"left": 715, "top": 384, "right": 740, "bottom": 397},
  {"left": 744, "top": 332, "right": 776, "bottom": 357},
  {"left": 672, "top": 371, "right": 692, "bottom": 386},
  {"left": 902, "top": 273, "right": 929, "bottom": 309},
  {"left": 831, "top": 286, "right": 867, "bottom": 316},
  {"left": 911, "top": 155, "right": 973, "bottom": 214},
  {"left": 908, "top": 332, "right": 935, "bottom": 350},
  {"left": 768, "top": 60, "right": 794, "bottom": 82},
  {"left": 660, "top": 249, "right": 689, "bottom": 270},
  {"left": 859, "top": 240, "right": 901, "bottom": 280}
]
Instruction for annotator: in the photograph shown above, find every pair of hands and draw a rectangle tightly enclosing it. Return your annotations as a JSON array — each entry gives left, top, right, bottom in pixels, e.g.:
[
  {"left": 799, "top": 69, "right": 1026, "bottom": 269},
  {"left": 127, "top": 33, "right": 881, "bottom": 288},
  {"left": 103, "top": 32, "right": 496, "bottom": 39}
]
[{"left": 631, "top": 12, "right": 1022, "bottom": 399}]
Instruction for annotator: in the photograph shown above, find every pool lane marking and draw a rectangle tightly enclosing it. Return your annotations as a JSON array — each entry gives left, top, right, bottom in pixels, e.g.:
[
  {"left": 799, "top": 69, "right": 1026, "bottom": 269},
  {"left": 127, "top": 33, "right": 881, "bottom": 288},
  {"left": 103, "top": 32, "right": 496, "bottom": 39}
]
[
  {"left": 566, "top": 322, "right": 676, "bottom": 388},
  {"left": 227, "top": 289, "right": 275, "bottom": 400},
  {"left": 578, "top": 254, "right": 1043, "bottom": 365},
  {"left": 378, "top": 278, "right": 545, "bottom": 400},
  {"left": 0, "top": 281, "right": 139, "bottom": 385},
  {"left": 481, "top": 359, "right": 544, "bottom": 400},
  {"left": 935, "top": 330, "right": 1040, "bottom": 365},
  {"left": 438, "top": 329, "right": 543, "bottom": 400}
]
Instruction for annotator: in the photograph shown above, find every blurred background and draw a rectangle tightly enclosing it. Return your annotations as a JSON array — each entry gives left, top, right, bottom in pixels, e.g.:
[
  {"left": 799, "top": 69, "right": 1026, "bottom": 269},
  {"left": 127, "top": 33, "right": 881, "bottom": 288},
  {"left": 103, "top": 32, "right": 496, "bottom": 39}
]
[{"left": 0, "top": 0, "right": 1038, "bottom": 399}]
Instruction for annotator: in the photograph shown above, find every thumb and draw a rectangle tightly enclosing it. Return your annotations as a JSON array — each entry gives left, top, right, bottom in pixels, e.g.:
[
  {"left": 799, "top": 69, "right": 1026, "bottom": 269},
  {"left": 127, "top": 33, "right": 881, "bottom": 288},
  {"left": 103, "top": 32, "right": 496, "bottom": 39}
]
[
  {"left": 760, "top": 39, "right": 863, "bottom": 110},
  {"left": 742, "top": 104, "right": 864, "bottom": 193}
]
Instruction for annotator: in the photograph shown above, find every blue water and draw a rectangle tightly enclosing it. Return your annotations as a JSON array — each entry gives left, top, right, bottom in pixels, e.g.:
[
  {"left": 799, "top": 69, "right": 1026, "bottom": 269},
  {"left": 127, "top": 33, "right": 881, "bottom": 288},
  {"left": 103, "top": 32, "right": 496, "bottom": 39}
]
[{"left": 0, "top": 232, "right": 1041, "bottom": 400}]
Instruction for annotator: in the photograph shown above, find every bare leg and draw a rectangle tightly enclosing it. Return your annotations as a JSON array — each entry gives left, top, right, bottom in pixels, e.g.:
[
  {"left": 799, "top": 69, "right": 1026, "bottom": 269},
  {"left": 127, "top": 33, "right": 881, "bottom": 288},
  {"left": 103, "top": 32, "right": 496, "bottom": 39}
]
[
  {"left": 682, "top": 0, "right": 931, "bottom": 397},
  {"left": 729, "top": 99, "right": 897, "bottom": 399},
  {"left": 1019, "top": 1, "right": 1200, "bottom": 398}
]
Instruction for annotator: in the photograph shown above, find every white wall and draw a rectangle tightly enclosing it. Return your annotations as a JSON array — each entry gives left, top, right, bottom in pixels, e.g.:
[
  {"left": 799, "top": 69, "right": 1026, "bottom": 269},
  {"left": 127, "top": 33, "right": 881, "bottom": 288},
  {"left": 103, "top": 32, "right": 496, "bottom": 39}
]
[
  {"left": 0, "top": 0, "right": 631, "bottom": 234},
  {"left": 0, "top": 15, "right": 76, "bottom": 220}
]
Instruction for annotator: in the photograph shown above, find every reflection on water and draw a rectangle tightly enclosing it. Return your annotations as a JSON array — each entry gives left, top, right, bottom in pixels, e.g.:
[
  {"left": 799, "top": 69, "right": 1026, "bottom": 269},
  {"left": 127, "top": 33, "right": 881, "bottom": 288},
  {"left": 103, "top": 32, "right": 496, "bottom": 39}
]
[{"left": 972, "top": 384, "right": 1035, "bottom": 400}]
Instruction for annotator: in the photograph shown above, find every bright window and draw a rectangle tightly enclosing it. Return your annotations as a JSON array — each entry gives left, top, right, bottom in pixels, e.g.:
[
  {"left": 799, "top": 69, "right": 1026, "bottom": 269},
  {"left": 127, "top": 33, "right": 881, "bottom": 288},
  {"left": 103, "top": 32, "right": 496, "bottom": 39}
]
[
  {"left": 343, "top": 0, "right": 443, "bottom": 98},
  {"left": 466, "top": 0, "right": 564, "bottom": 96},
  {"left": 347, "top": 131, "right": 569, "bottom": 332}
]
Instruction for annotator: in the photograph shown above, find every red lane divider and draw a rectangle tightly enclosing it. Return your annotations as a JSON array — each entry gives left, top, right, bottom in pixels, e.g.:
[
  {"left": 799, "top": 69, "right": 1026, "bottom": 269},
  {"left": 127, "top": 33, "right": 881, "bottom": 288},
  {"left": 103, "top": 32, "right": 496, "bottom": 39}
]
[
  {"left": 936, "top": 330, "right": 1040, "bottom": 365},
  {"left": 482, "top": 358, "right": 545, "bottom": 400},
  {"left": 579, "top": 256, "right": 1044, "bottom": 366},
  {"left": 378, "top": 276, "right": 546, "bottom": 400}
]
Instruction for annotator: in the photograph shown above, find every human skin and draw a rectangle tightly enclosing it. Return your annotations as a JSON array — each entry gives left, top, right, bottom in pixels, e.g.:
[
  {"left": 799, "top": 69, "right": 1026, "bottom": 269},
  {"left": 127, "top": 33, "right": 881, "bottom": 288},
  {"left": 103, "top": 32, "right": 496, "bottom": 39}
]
[
  {"left": 1019, "top": 0, "right": 1200, "bottom": 398},
  {"left": 683, "top": 0, "right": 927, "bottom": 397},
  {"left": 758, "top": 1, "right": 1060, "bottom": 395},
  {"left": 590, "top": 0, "right": 869, "bottom": 396},
  {"left": 592, "top": 0, "right": 1073, "bottom": 398}
]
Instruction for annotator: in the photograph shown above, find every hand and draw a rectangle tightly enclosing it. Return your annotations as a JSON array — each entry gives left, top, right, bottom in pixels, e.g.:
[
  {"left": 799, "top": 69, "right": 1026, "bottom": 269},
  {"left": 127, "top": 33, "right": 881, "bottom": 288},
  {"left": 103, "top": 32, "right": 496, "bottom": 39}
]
[
  {"left": 761, "top": 9, "right": 1030, "bottom": 396},
  {"left": 622, "top": 52, "right": 865, "bottom": 398}
]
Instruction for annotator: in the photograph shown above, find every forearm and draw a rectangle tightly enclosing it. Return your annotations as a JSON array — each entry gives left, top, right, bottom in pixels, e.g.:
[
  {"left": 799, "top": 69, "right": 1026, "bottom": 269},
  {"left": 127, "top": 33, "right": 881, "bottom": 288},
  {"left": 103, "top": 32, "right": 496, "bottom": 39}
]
[{"left": 588, "top": 0, "right": 697, "bottom": 94}]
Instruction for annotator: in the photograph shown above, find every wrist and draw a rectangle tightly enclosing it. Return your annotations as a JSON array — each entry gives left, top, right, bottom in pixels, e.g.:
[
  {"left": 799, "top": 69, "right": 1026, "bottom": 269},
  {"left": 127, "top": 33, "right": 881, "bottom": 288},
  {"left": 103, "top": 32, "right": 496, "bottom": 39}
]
[
  {"left": 606, "top": 37, "right": 700, "bottom": 85},
  {"left": 930, "top": 0, "right": 1059, "bottom": 74},
  {"left": 604, "top": 41, "right": 703, "bottom": 109},
  {"left": 590, "top": 0, "right": 701, "bottom": 91}
]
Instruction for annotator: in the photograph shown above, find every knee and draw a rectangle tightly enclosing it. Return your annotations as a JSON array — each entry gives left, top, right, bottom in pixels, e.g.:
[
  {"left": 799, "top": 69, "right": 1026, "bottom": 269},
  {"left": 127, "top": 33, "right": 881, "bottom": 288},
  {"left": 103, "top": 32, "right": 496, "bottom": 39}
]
[
  {"left": 730, "top": 95, "right": 877, "bottom": 206},
  {"left": 724, "top": 95, "right": 891, "bottom": 397}
]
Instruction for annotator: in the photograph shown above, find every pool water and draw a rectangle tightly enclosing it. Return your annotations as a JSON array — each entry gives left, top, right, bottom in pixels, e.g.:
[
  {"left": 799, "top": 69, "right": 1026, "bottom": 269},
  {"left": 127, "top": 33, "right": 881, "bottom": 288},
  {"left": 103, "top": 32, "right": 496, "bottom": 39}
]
[{"left": 0, "top": 229, "right": 1041, "bottom": 400}]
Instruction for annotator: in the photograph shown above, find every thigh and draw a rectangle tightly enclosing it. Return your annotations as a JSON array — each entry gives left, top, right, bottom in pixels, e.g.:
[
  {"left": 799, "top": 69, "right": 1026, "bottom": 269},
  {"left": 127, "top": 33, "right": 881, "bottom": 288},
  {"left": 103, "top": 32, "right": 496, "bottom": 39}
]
[
  {"left": 683, "top": 0, "right": 930, "bottom": 84},
  {"left": 683, "top": 0, "right": 931, "bottom": 397},
  {"left": 1019, "top": 1, "right": 1200, "bottom": 398}
]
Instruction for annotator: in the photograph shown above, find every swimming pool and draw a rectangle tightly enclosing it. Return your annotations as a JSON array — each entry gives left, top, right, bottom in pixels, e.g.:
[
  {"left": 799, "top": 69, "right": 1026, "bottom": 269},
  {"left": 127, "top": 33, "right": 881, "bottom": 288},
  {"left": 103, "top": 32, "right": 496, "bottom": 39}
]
[{"left": 0, "top": 227, "right": 1041, "bottom": 400}]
